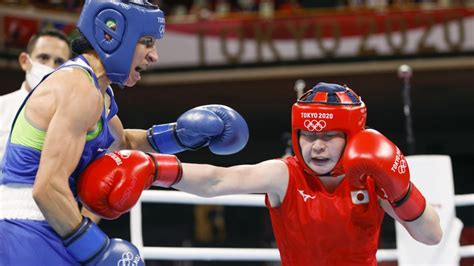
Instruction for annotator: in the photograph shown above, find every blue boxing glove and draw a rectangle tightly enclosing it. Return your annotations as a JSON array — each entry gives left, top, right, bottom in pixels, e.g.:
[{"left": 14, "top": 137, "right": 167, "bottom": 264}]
[
  {"left": 147, "top": 104, "right": 249, "bottom": 155},
  {"left": 63, "top": 217, "right": 143, "bottom": 266}
]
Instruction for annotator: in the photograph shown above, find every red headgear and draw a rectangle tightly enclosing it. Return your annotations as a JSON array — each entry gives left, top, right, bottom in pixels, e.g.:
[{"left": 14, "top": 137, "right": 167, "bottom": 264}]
[{"left": 291, "top": 82, "right": 367, "bottom": 176}]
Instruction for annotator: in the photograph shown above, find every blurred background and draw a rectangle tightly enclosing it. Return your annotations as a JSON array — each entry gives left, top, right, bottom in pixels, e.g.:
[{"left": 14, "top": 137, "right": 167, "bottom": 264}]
[{"left": 0, "top": 0, "right": 473, "bottom": 265}]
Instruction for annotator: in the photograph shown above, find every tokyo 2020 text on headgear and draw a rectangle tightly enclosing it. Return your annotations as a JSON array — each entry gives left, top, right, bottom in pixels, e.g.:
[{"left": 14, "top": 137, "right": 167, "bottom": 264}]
[
  {"left": 77, "top": 0, "right": 165, "bottom": 85},
  {"left": 291, "top": 82, "right": 367, "bottom": 176}
]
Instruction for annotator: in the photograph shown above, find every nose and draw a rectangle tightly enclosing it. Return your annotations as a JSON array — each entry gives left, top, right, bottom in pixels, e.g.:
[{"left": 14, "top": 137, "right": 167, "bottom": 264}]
[
  {"left": 147, "top": 46, "right": 158, "bottom": 63},
  {"left": 312, "top": 139, "right": 326, "bottom": 153}
]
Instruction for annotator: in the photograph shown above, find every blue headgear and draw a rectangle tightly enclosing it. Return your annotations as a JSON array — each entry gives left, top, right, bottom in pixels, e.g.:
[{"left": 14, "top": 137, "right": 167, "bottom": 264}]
[{"left": 77, "top": 0, "right": 165, "bottom": 85}]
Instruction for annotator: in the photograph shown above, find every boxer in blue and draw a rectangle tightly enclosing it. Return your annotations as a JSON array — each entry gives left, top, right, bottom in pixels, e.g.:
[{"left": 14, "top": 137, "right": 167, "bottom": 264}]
[{"left": 0, "top": 1, "right": 248, "bottom": 265}]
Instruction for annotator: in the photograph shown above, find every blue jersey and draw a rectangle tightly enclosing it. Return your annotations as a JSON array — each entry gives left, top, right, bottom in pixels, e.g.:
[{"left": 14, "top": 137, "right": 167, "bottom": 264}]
[
  {"left": 1, "top": 55, "right": 117, "bottom": 190},
  {"left": 0, "top": 55, "right": 118, "bottom": 265}
]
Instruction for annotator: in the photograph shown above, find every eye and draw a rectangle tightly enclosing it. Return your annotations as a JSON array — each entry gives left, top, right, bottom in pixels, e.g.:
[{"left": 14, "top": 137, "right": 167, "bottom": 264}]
[
  {"left": 300, "top": 131, "right": 318, "bottom": 141},
  {"left": 139, "top": 37, "right": 155, "bottom": 48},
  {"left": 54, "top": 58, "right": 66, "bottom": 67},
  {"left": 36, "top": 54, "right": 50, "bottom": 63},
  {"left": 300, "top": 131, "right": 312, "bottom": 138},
  {"left": 324, "top": 132, "right": 344, "bottom": 139}
]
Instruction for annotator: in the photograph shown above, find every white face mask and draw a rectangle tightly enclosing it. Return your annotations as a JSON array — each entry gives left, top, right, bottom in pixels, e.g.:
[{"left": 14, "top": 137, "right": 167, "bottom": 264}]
[{"left": 25, "top": 56, "right": 54, "bottom": 90}]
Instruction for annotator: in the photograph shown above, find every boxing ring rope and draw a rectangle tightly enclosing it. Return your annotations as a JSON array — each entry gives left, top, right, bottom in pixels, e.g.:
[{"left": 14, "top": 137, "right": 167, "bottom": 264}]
[{"left": 130, "top": 190, "right": 474, "bottom": 261}]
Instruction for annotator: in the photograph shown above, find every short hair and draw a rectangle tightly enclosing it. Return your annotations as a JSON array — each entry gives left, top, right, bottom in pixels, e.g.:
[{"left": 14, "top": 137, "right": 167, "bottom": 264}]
[
  {"left": 71, "top": 30, "right": 94, "bottom": 56},
  {"left": 26, "top": 28, "right": 71, "bottom": 55}
]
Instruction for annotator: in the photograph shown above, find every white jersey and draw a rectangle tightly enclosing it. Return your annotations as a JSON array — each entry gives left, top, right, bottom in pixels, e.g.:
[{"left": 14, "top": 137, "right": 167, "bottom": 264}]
[{"left": 0, "top": 83, "right": 29, "bottom": 164}]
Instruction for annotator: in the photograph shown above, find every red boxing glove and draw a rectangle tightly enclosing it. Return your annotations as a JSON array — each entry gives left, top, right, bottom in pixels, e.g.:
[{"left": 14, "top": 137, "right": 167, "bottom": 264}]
[
  {"left": 343, "top": 129, "right": 426, "bottom": 221},
  {"left": 77, "top": 150, "right": 182, "bottom": 219}
]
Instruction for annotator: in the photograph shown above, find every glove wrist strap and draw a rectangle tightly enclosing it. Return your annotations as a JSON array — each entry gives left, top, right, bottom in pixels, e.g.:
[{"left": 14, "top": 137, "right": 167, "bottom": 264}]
[
  {"left": 148, "top": 153, "right": 183, "bottom": 188},
  {"left": 392, "top": 182, "right": 427, "bottom": 222},
  {"left": 147, "top": 123, "right": 186, "bottom": 154},
  {"left": 63, "top": 217, "right": 108, "bottom": 263}
]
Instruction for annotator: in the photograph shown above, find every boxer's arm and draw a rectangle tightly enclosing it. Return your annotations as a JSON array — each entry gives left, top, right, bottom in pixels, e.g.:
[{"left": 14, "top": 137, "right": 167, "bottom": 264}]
[
  {"left": 174, "top": 159, "right": 288, "bottom": 199},
  {"left": 108, "top": 115, "right": 155, "bottom": 152},
  {"left": 81, "top": 206, "right": 101, "bottom": 224},
  {"left": 380, "top": 199, "right": 442, "bottom": 245},
  {"left": 32, "top": 74, "right": 103, "bottom": 237}
]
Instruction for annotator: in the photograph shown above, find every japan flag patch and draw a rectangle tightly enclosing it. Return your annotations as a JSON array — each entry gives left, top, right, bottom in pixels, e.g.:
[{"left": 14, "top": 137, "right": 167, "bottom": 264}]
[{"left": 351, "top": 190, "right": 369, "bottom": 205}]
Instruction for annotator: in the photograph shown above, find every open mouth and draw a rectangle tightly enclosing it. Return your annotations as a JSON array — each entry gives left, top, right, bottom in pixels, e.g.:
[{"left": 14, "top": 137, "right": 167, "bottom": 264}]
[
  {"left": 135, "top": 66, "right": 144, "bottom": 73},
  {"left": 311, "top": 157, "right": 330, "bottom": 164}
]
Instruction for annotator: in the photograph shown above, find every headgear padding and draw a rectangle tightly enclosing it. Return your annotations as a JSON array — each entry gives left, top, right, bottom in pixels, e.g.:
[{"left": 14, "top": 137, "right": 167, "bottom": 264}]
[
  {"left": 77, "top": 0, "right": 165, "bottom": 85},
  {"left": 291, "top": 82, "right": 367, "bottom": 176}
]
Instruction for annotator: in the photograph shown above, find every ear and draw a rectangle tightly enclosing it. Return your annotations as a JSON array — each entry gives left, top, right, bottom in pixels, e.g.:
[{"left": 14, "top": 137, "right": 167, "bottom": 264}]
[
  {"left": 104, "top": 32, "right": 113, "bottom": 41},
  {"left": 18, "top": 52, "right": 30, "bottom": 72}
]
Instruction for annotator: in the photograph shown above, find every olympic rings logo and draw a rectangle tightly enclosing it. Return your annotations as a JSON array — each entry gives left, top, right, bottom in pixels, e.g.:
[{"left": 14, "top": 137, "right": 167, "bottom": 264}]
[
  {"left": 398, "top": 159, "right": 407, "bottom": 174},
  {"left": 303, "top": 120, "right": 327, "bottom": 132},
  {"left": 117, "top": 252, "right": 141, "bottom": 266}
]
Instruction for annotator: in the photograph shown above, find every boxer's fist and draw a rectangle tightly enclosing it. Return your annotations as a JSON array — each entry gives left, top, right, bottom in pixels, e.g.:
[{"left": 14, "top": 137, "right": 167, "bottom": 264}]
[
  {"left": 63, "top": 217, "right": 143, "bottom": 266},
  {"left": 343, "top": 129, "right": 426, "bottom": 221},
  {"left": 147, "top": 104, "right": 249, "bottom": 155},
  {"left": 78, "top": 150, "right": 182, "bottom": 219}
]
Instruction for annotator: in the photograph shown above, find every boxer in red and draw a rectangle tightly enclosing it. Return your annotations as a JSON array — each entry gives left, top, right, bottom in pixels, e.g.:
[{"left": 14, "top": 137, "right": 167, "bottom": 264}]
[{"left": 80, "top": 82, "right": 442, "bottom": 266}]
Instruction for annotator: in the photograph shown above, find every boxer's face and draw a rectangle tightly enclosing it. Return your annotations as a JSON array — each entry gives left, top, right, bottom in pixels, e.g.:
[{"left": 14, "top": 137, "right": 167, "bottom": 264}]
[
  {"left": 123, "top": 36, "right": 158, "bottom": 87},
  {"left": 299, "top": 130, "right": 346, "bottom": 175}
]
